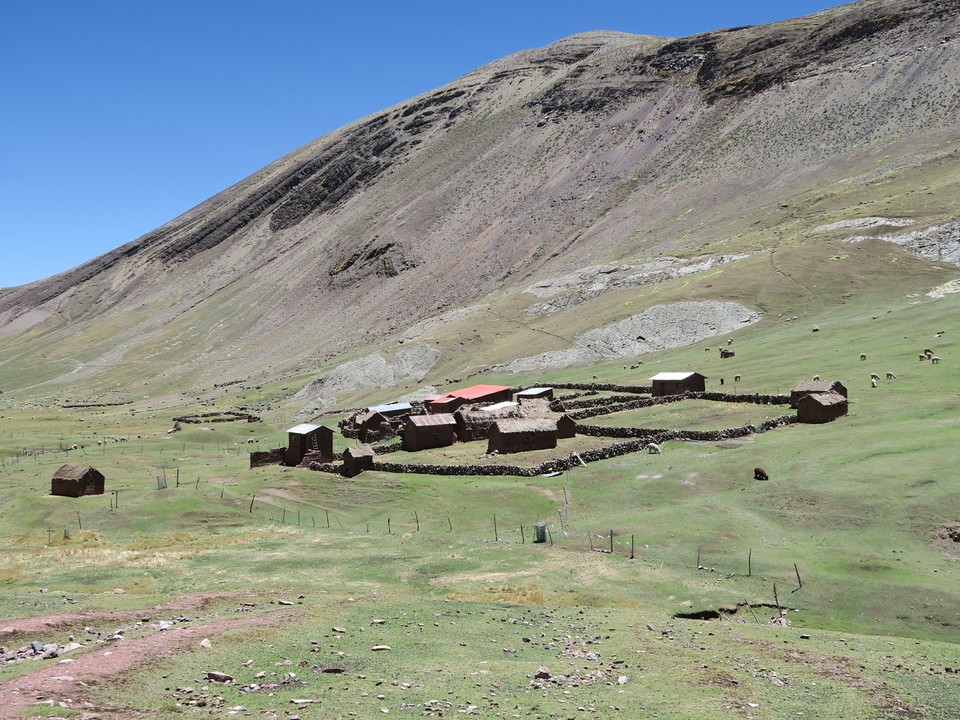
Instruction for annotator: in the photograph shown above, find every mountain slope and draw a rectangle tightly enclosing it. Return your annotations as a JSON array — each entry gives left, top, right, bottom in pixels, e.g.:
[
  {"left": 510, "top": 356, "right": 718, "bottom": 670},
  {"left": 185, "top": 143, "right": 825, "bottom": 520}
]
[{"left": 2, "top": 0, "right": 960, "bottom": 399}]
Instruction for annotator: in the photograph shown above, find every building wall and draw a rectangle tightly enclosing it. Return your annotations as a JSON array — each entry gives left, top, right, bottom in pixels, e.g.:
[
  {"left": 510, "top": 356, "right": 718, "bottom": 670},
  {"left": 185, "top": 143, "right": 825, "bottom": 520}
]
[
  {"left": 404, "top": 424, "right": 456, "bottom": 451},
  {"left": 487, "top": 427, "right": 557, "bottom": 454}
]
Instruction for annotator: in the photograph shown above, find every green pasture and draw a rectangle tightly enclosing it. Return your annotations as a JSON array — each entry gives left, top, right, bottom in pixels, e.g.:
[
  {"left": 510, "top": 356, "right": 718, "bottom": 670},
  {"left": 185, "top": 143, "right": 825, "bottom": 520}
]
[{"left": 1, "top": 280, "right": 959, "bottom": 717}]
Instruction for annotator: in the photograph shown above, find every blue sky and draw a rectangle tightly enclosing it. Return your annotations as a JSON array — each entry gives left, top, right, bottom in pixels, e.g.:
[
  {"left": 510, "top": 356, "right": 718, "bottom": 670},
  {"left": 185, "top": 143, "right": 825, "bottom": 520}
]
[{"left": 0, "top": 1, "right": 843, "bottom": 288}]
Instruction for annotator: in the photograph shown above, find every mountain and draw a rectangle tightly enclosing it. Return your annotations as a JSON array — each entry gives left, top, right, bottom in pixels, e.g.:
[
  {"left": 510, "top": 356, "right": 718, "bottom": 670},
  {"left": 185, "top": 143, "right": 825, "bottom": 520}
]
[{"left": 2, "top": 0, "right": 959, "bottom": 406}]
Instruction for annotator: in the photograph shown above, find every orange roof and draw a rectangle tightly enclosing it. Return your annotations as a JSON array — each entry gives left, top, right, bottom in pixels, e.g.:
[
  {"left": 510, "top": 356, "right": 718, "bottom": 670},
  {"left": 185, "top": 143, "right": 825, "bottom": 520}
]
[{"left": 446, "top": 384, "right": 512, "bottom": 400}]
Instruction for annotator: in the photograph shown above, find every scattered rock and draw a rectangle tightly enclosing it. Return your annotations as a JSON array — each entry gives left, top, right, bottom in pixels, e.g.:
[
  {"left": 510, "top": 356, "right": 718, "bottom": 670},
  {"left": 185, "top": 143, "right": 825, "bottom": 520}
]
[{"left": 206, "top": 671, "right": 234, "bottom": 683}]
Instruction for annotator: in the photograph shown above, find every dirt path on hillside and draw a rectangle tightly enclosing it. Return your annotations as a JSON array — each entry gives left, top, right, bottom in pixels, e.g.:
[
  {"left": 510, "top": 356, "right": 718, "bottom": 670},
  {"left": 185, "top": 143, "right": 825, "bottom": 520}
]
[{"left": 0, "top": 595, "right": 294, "bottom": 719}]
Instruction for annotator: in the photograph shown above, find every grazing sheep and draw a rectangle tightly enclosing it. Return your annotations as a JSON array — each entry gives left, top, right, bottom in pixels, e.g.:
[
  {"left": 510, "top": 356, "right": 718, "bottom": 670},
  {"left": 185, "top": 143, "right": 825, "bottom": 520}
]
[
  {"left": 727, "top": 338, "right": 733, "bottom": 345},
  {"left": 870, "top": 373, "right": 880, "bottom": 380},
  {"left": 885, "top": 371, "right": 896, "bottom": 379},
  {"left": 719, "top": 378, "right": 725, "bottom": 385},
  {"left": 919, "top": 353, "right": 927, "bottom": 361},
  {"left": 734, "top": 374, "right": 741, "bottom": 382},
  {"left": 860, "top": 353, "right": 866, "bottom": 361},
  {"left": 812, "top": 374, "right": 820, "bottom": 381},
  {"left": 119, "top": 436, "right": 128, "bottom": 442},
  {"left": 871, "top": 377, "right": 878, "bottom": 388},
  {"left": 646, "top": 443, "right": 661, "bottom": 455},
  {"left": 720, "top": 348, "right": 735, "bottom": 358},
  {"left": 924, "top": 348, "right": 934, "bottom": 357},
  {"left": 96, "top": 440, "right": 103, "bottom": 446},
  {"left": 931, "top": 355, "right": 942, "bottom": 364},
  {"left": 754, "top": 467, "right": 769, "bottom": 481}
]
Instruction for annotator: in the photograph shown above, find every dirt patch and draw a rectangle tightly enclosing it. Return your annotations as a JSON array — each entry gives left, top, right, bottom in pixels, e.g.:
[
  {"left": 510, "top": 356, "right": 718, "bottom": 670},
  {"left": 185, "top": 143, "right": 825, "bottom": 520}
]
[{"left": 0, "top": 598, "right": 294, "bottom": 718}]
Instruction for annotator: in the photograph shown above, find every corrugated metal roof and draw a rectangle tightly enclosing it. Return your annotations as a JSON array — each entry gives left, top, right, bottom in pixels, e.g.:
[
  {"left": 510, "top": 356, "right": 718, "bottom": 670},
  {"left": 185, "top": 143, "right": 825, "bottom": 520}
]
[
  {"left": 517, "top": 387, "right": 552, "bottom": 396},
  {"left": 481, "top": 401, "right": 519, "bottom": 412},
  {"left": 650, "top": 372, "right": 701, "bottom": 381},
  {"left": 287, "top": 423, "right": 322, "bottom": 435},
  {"left": 448, "top": 384, "right": 512, "bottom": 400},
  {"left": 408, "top": 413, "right": 456, "bottom": 427},
  {"left": 368, "top": 402, "right": 412, "bottom": 414}
]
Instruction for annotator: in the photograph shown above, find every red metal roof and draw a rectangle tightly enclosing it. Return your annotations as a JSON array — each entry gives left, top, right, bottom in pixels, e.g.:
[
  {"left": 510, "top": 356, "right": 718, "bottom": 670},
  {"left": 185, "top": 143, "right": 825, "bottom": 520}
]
[{"left": 447, "top": 384, "right": 512, "bottom": 400}]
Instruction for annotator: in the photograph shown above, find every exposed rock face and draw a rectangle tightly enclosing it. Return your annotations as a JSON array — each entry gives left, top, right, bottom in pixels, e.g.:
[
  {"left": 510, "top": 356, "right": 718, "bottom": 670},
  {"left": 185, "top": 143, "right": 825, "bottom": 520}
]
[
  {"left": 844, "top": 222, "right": 960, "bottom": 267},
  {"left": 0, "top": 0, "right": 958, "bottom": 390},
  {"left": 294, "top": 346, "right": 440, "bottom": 409},
  {"left": 497, "top": 301, "right": 760, "bottom": 372}
]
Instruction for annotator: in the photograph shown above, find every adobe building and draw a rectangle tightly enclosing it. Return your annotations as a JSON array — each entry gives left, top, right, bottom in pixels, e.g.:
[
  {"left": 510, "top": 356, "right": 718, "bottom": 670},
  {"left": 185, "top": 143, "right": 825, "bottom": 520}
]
[
  {"left": 284, "top": 424, "right": 334, "bottom": 466},
  {"left": 790, "top": 380, "right": 848, "bottom": 409},
  {"left": 426, "top": 384, "right": 513, "bottom": 414},
  {"left": 487, "top": 418, "right": 558, "bottom": 454},
  {"left": 515, "top": 398, "right": 576, "bottom": 439},
  {"left": 51, "top": 464, "right": 105, "bottom": 497},
  {"left": 454, "top": 403, "right": 521, "bottom": 442},
  {"left": 797, "top": 391, "right": 848, "bottom": 423},
  {"left": 649, "top": 372, "right": 707, "bottom": 396},
  {"left": 342, "top": 444, "right": 376, "bottom": 477},
  {"left": 404, "top": 414, "right": 457, "bottom": 451}
]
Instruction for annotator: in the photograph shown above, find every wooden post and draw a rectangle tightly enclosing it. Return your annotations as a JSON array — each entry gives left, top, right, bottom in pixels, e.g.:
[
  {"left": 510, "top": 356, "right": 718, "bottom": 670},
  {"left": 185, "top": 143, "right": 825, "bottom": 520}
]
[
  {"left": 297, "top": 508, "right": 301, "bottom": 526},
  {"left": 774, "top": 583, "right": 781, "bottom": 615},
  {"left": 697, "top": 546, "right": 701, "bottom": 568},
  {"left": 415, "top": 510, "right": 420, "bottom": 532},
  {"left": 630, "top": 534, "right": 635, "bottom": 560},
  {"left": 325, "top": 509, "right": 330, "bottom": 528},
  {"left": 548, "top": 527, "right": 553, "bottom": 546},
  {"left": 588, "top": 533, "right": 594, "bottom": 551},
  {"left": 387, "top": 517, "right": 391, "bottom": 534},
  {"left": 792, "top": 563, "right": 802, "bottom": 592},
  {"left": 312, "top": 516, "right": 315, "bottom": 528},
  {"left": 220, "top": 482, "right": 225, "bottom": 499},
  {"left": 447, "top": 516, "right": 452, "bottom": 532},
  {"left": 745, "top": 600, "right": 761, "bottom": 624},
  {"left": 748, "top": 548, "right": 752, "bottom": 577},
  {"left": 249, "top": 495, "right": 256, "bottom": 513},
  {"left": 520, "top": 525, "right": 525, "bottom": 544},
  {"left": 114, "top": 490, "right": 118, "bottom": 509},
  {"left": 493, "top": 514, "right": 498, "bottom": 542},
  {"left": 77, "top": 511, "right": 82, "bottom": 530},
  {"left": 282, "top": 507, "right": 286, "bottom": 524},
  {"left": 176, "top": 468, "right": 180, "bottom": 487},
  {"left": 609, "top": 529, "right": 614, "bottom": 554},
  {"left": 195, "top": 476, "right": 200, "bottom": 489}
]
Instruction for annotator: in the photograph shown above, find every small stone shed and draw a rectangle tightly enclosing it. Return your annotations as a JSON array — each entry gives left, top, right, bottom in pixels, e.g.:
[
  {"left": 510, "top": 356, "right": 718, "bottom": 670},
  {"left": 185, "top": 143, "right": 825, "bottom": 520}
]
[
  {"left": 342, "top": 444, "right": 375, "bottom": 477},
  {"left": 517, "top": 387, "right": 554, "bottom": 401},
  {"left": 515, "top": 398, "right": 576, "bottom": 439},
  {"left": 51, "top": 464, "right": 105, "bottom": 497},
  {"left": 650, "top": 372, "right": 707, "bottom": 396},
  {"left": 454, "top": 403, "right": 521, "bottom": 442},
  {"left": 789, "top": 380, "right": 848, "bottom": 409},
  {"left": 404, "top": 413, "right": 457, "bottom": 451},
  {"left": 487, "top": 418, "right": 558, "bottom": 455},
  {"left": 797, "top": 391, "right": 848, "bottom": 423},
  {"left": 285, "top": 423, "right": 334, "bottom": 465}
]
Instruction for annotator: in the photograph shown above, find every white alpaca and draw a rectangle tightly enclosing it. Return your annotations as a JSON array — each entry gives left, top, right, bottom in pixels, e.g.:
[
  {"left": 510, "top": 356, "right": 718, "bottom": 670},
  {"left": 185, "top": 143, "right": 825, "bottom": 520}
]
[
  {"left": 931, "top": 356, "right": 942, "bottom": 364},
  {"left": 734, "top": 374, "right": 741, "bottom": 382},
  {"left": 885, "top": 371, "right": 896, "bottom": 379},
  {"left": 860, "top": 353, "right": 866, "bottom": 361},
  {"left": 646, "top": 443, "right": 661, "bottom": 454},
  {"left": 871, "top": 377, "right": 878, "bottom": 388},
  {"left": 870, "top": 373, "right": 880, "bottom": 381},
  {"left": 812, "top": 374, "right": 820, "bottom": 381}
]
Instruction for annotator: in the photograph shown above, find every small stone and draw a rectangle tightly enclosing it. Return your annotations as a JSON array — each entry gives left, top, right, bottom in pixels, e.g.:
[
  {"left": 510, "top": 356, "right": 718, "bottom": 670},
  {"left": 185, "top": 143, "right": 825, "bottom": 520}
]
[
  {"left": 617, "top": 676, "right": 628, "bottom": 685},
  {"left": 534, "top": 667, "right": 552, "bottom": 680},
  {"left": 278, "top": 599, "right": 294, "bottom": 606},
  {"left": 206, "top": 671, "right": 234, "bottom": 683},
  {"left": 332, "top": 627, "right": 346, "bottom": 633},
  {"left": 113, "top": 588, "right": 125, "bottom": 594}
]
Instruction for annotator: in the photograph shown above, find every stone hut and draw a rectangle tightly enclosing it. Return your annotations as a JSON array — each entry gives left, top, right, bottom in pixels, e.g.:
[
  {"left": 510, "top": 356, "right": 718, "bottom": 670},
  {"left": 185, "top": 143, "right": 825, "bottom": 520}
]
[
  {"left": 342, "top": 444, "right": 376, "bottom": 477},
  {"left": 797, "top": 391, "right": 848, "bottom": 423},
  {"left": 454, "top": 403, "right": 522, "bottom": 442},
  {"left": 404, "top": 414, "right": 457, "bottom": 451},
  {"left": 51, "top": 464, "right": 105, "bottom": 497},
  {"left": 790, "top": 380, "right": 848, "bottom": 409},
  {"left": 367, "top": 402, "right": 412, "bottom": 419},
  {"left": 355, "top": 411, "right": 391, "bottom": 442},
  {"left": 487, "top": 418, "right": 558, "bottom": 455},
  {"left": 516, "top": 398, "right": 576, "bottom": 439},
  {"left": 517, "top": 387, "right": 554, "bottom": 401},
  {"left": 650, "top": 372, "right": 707, "bottom": 396},
  {"left": 284, "top": 423, "right": 334, "bottom": 465}
]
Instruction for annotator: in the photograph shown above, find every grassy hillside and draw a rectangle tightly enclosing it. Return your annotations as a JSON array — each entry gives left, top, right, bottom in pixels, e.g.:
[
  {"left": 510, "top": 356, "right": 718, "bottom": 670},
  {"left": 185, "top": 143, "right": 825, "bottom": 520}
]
[{"left": 1, "top": 278, "right": 958, "bottom": 718}]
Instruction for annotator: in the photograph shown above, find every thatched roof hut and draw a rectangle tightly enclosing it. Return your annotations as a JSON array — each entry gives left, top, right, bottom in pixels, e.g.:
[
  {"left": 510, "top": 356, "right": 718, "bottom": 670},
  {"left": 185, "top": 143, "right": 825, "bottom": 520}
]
[
  {"left": 342, "top": 444, "right": 376, "bottom": 477},
  {"left": 51, "top": 464, "right": 105, "bottom": 497},
  {"left": 790, "top": 380, "right": 847, "bottom": 408},
  {"left": 797, "top": 391, "right": 848, "bottom": 423},
  {"left": 487, "top": 418, "right": 558, "bottom": 455}
]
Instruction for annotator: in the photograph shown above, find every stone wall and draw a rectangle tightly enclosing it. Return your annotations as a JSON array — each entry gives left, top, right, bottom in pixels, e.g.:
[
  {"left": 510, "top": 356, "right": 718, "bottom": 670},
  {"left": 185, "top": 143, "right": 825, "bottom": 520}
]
[{"left": 250, "top": 448, "right": 284, "bottom": 468}]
